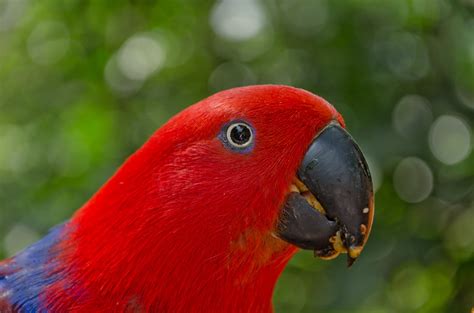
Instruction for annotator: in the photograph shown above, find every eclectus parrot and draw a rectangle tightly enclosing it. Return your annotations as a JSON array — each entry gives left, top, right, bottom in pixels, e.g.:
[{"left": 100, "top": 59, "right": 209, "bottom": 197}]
[{"left": 0, "top": 85, "right": 374, "bottom": 312}]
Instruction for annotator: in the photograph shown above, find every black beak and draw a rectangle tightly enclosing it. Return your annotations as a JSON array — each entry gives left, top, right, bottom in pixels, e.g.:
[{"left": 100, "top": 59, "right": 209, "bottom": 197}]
[{"left": 277, "top": 123, "right": 374, "bottom": 266}]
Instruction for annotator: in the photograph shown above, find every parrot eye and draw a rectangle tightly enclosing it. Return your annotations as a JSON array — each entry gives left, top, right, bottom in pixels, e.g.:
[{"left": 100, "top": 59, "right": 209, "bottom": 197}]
[
  {"left": 219, "top": 121, "right": 255, "bottom": 153},
  {"left": 227, "top": 123, "right": 252, "bottom": 146}
]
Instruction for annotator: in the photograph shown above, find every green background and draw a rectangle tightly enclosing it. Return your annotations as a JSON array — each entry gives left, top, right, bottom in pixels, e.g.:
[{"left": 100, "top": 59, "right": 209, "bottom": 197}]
[{"left": 0, "top": 0, "right": 473, "bottom": 312}]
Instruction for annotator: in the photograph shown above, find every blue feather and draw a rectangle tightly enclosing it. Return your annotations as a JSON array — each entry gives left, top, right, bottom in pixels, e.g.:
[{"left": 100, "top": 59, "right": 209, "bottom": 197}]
[{"left": 0, "top": 223, "right": 69, "bottom": 312}]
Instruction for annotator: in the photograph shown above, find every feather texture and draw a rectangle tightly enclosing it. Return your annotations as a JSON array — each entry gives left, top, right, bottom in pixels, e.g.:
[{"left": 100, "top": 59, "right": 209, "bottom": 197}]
[
  {"left": 0, "top": 224, "right": 70, "bottom": 312},
  {"left": 0, "top": 85, "right": 342, "bottom": 312}
]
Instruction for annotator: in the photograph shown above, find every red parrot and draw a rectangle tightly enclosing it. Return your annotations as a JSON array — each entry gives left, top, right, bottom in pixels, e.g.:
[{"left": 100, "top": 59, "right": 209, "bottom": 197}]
[{"left": 0, "top": 85, "right": 374, "bottom": 312}]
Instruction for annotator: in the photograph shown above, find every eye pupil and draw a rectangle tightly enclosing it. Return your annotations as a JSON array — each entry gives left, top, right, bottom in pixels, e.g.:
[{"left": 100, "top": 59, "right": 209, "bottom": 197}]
[
  {"left": 230, "top": 124, "right": 251, "bottom": 145},
  {"left": 220, "top": 121, "right": 254, "bottom": 152}
]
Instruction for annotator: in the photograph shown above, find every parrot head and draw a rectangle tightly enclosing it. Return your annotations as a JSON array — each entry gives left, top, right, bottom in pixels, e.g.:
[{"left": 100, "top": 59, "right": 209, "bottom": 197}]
[
  {"left": 148, "top": 85, "right": 374, "bottom": 263},
  {"left": 59, "top": 84, "right": 374, "bottom": 311}
]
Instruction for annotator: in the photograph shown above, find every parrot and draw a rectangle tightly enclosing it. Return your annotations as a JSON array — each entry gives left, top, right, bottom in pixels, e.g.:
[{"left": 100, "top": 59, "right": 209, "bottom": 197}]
[{"left": 0, "top": 85, "right": 374, "bottom": 313}]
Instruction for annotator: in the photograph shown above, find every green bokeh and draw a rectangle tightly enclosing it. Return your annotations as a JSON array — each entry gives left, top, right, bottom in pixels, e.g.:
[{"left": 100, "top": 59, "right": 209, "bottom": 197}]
[{"left": 0, "top": 0, "right": 473, "bottom": 312}]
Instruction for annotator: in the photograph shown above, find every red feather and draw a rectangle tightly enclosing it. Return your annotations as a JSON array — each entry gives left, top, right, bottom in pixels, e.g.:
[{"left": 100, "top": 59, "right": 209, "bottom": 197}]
[{"left": 40, "top": 85, "right": 341, "bottom": 312}]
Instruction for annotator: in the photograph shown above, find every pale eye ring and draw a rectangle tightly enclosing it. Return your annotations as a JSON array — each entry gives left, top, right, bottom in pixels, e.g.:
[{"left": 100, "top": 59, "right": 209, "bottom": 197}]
[{"left": 226, "top": 122, "right": 253, "bottom": 148}]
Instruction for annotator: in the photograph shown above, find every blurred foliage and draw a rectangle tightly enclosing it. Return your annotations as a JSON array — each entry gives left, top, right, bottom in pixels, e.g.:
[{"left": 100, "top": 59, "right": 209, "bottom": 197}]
[{"left": 0, "top": 0, "right": 473, "bottom": 312}]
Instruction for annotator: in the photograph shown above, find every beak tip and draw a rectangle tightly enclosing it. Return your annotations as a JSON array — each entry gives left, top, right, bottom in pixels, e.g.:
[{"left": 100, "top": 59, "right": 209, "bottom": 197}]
[
  {"left": 345, "top": 244, "right": 364, "bottom": 267},
  {"left": 347, "top": 256, "right": 357, "bottom": 267}
]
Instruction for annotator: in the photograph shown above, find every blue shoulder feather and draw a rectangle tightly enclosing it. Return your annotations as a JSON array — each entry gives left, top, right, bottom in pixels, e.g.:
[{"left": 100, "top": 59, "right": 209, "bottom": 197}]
[{"left": 0, "top": 224, "right": 69, "bottom": 312}]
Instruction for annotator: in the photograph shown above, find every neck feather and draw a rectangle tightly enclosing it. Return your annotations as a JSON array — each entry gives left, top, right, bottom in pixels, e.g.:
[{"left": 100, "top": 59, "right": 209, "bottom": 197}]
[{"left": 45, "top": 180, "right": 296, "bottom": 312}]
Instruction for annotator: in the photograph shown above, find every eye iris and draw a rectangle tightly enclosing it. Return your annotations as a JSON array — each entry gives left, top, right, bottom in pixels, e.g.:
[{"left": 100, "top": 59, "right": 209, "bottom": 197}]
[{"left": 230, "top": 124, "right": 251, "bottom": 145}]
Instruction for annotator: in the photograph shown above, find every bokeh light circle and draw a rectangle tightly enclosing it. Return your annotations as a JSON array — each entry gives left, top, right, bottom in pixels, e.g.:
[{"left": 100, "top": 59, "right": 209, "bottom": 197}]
[
  {"left": 392, "top": 95, "right": 433, "bottom": 137},
  {"left": 429, "top": 115, "right": 472, "bottom": 165},
  {"left": 117, "top": 34, "right": 166, "bottom": 81},
  {"left": 27, "top": 20, "right": 70, "bottom": 65},
  {"left": 393, "top": 157, "right": 433, "bottom": 203},
  {"left": 210, "top": 0, "right": 266, "bottom": 41},
  {"left": 444, "top": 207, "right": 474, "bottom": 261},
  {"left": 389, "top": 265, "right": 430, "bottom": 310}
]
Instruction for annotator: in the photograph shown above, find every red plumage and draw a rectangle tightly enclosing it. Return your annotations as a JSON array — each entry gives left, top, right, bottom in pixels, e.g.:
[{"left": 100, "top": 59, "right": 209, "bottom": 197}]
[{"left": 6, "top": 85, "right": 344, "bottom": 312}]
